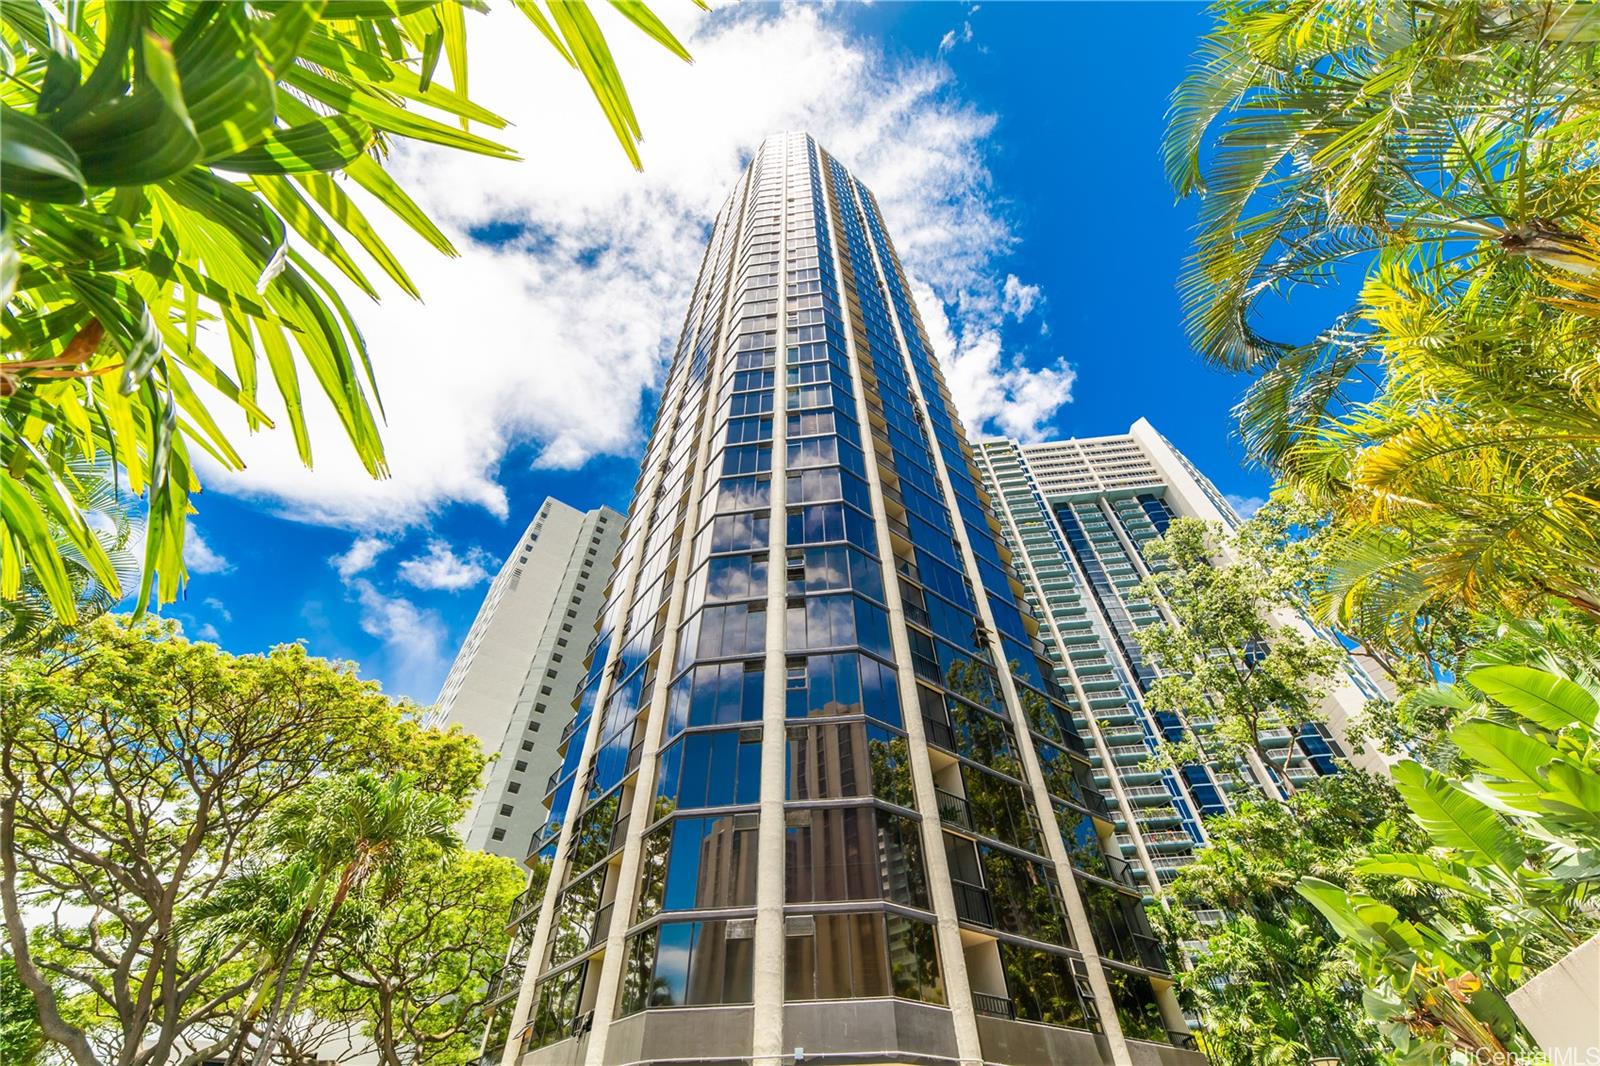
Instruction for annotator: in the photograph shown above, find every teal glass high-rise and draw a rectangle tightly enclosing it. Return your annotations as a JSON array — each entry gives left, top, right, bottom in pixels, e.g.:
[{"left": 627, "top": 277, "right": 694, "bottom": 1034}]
[{"left": 484, "top": 134, "right": 1206, "bottom": 1066}]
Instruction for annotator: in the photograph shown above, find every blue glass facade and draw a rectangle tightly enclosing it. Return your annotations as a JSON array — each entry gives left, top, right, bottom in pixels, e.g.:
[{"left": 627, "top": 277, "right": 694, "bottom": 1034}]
[{"left": 486, "top": 137, "right": 1195, "bottom": 1066}]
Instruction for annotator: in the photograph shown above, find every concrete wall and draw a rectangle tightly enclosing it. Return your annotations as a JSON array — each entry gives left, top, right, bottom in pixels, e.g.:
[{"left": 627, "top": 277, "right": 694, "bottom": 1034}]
[{"left": 1508, "top": 931, "right": 1600, "bottom": 1057}]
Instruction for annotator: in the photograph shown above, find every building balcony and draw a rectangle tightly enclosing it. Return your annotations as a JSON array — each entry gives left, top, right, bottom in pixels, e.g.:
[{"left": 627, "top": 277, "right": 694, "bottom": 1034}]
[
  {"left": 1122, "top": 784, "right": 1173, "bottom": 803},
  {"left": 972, "top": 991, "right": 1015, "bottom": 1020},
  {"left": 950, "top": 878, "right": 994, "bottom": 927},
  {"left": 934, "top": 786, "right": 973, "bottom": 831}
]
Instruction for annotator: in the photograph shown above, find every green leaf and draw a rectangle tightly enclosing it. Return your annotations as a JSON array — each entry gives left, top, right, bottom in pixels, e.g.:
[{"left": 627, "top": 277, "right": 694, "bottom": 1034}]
[
  {"left": 0, "top": 103, "right": 86, "bottom": 202},
  {"left": 212, "top": 116, "right": 375, "bottom": 174},
  {"left": 1451, "top": 719, "right": 1559, "bottom": 799},
  {"left": 0, "top": 475, "right": 79, "bottom": 621},
  {"left": 281, "top": 63, "right": 516, "bottom": 158},
  {"left": 250, "top": 174, "right": 378, "bottom": 299},
  {"left": 53, "top": 32, "right": 203, "bottom": 186},
  {"left": 1355, "top": 853, "right": 1491, "bottom": 897},
  {"left": 0, "top": 221, "right": 17, "bottom": 306},
  {"left": 1392, "top": 760, "right": 1527, "bottom": 875},
  {"left": 64, "top": 272, "right": 163, "bottom": 394},
  {"left": 251, "top": 0, "right": 325, "bottom": 78},
  {"left": 438, "top": 0, "right": 468, "bottom": 102},
  {"left": 1468, "top": 665, "right": 1600, "bottom": 733},
  {"left": 344, "top": 153, "right": 457, "bottom": 257},
  {"left": 295, "top": 170, "right": 419, "bottom": 298},
  {"left": 1295, "top": 876, "right": 1381, "bottom": 945},
  {"left": 544, "top": 0, "right": 641, "bottom": 169},
  {"left": 607, "top": 0, "right": 692, "bottom": 63},
  {"left": 173, "top": 2, "right": 278, "bottom": 159}
]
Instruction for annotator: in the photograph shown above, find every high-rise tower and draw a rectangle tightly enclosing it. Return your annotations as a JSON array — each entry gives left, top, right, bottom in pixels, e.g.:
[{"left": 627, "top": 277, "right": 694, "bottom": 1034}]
[
  {"left": 433, "top": 497, "right": 623, "bottom": 860},
  {"left": 973, "top": 422, "right": 1389, "bottom": 899},
  {"left": 486, "top": 135, "right": 1205, "bottom": 1066}
]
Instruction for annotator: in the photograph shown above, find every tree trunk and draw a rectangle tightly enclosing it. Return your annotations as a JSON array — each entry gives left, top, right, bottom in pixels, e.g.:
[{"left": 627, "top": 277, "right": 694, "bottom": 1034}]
[
  {"left": 253, "top": 868, "right": 354, "bottom": 1066},
  {"left": 1, "top": 757, "right": 102, "bottom": 1066}
]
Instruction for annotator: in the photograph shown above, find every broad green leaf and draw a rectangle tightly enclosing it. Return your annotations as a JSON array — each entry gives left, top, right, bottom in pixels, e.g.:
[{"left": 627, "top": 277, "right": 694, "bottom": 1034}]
[
  {"left": 1540, "top": 762, "right": 1600, "bottom": 833},
  {"left": 213, "top": 116, "right": 375, "bottom": 175},
  {"left": 64, "top": 272, "right": 163, "bottom": 394},
  {"left": 0, "top": 476, "right": 78, "bottom": 620},
  {"left": 0, "top": 103, "right": 86, "bottom": 202},
  {"left": 0, "top": 222, "right": 17, "bottom": 305},
  {"left": 545, "top": 0, "right": 642, "bottom": 169},
  {"left": 296, "top": 29, "right": 506, "bottom": 127},
  {"left": 1355, "top": 853, "right": 1491, "bottom": 897},
  {"left": 1296, "top": 876, "right": 1382, "bottom": 945},
  {"left": 254, "top": 316, "right": 311, "bottom": 467},
  {"left": 1392, "top": 760, "right": 1527, "bottom": 875},
  {"left": 1452, "top": 719, "right": 1559, "bottom": 795},
  {"left": 344, "top": 153, "right": 457, "bottom": 256},
  {"left": 251, "top": 0, "right": 326, "bottom": 78},
  {"left": 439, "top": 0, "right": 468, "bottom": 104},
  {"left": 320, "top": 1, "right": 440, "bottom": 16},
  {"left": 172, "top": 2, "right": 277, "bottom": 159},
  {"left": 1468, "top": 665, "right": 1600, "bottom": 733},
  {"left": 54, "top": 32, "right": 203, "bottom": 186}
]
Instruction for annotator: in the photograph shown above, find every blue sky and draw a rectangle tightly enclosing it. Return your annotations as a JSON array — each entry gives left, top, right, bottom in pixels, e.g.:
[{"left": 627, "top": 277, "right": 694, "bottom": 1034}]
[{"left": 165, "top": 3, "right": 1285, "bottom": 704}]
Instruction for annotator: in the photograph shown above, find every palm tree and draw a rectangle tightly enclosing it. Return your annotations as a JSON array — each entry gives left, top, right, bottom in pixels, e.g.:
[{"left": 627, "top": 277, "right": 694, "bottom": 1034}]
[
  {"left": 248, "top": 772, "right": 458, "bottom": 1066},
  {"left": 1166, "top": 1, "right": 1600, "bottom": 639},
  {"left": 1, "top": 0, "right": 698, "bottom": 622}
]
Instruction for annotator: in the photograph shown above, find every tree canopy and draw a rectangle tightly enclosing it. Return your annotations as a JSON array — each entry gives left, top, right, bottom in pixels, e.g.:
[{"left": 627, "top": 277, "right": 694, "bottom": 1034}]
[
  {"left": 0, "top": 615, "right": 518, "bottom": 1066},
  {"left": 0, "top": 0, "right": 697, "bottom": 625}
]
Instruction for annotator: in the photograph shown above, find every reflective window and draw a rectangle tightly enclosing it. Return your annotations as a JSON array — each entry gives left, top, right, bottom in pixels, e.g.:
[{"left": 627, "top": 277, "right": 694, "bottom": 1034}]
[
  {"left": 1104, "top": 966, "right": 1168, "bottom": 1041},
  {"left": 962, "top": 765, "right": 1042, "bottom": 854},
  {"left": 678, "top": 602, "right": 766, "bottom": 668},
  {"left": 657, "top": 815, "right": 758, "bottom": 911},
  {"left": 785, "top": 913, "right": 943, "bottom": 1004},
  {"left": 785, "top": 593, "right": 891, "bottom": 657},
  {"left": 786, "top": 721, "right": 912, "bottom": 808},
  {"left": 980, "top": 844, "right": 1067, "bottom": 945},
  {"left": 666, "top": 661, "right": 763, "bottom": 738},
  {"left": 998, "top": 943, "right": 1093, "bottom": 1031},
  {"left": 714, "top": 475, "right": 770, "bottom": 514},
  {"left": 655, "top": 730, "right": 762, "bottom": 812},
  {"left": 546, "top": 867, "right": 605, "bottom": 967},
  {"left": 528, "top": 965, "right": 585, "bottom": 1048},
  {"left": 785, "top": 652, "right": 901, "bottom": 727},
  {"left": 784, "top": 806, "right": 928, "bottom": 907},
  {"left": 619, "top": 920, "right": 753, "bottom": 1013}
]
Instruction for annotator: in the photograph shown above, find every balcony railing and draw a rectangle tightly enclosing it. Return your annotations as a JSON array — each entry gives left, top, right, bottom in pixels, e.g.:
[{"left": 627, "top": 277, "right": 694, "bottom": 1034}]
[
  {"left": 922, "top": 715, "right": 955, "bottom": 751},
  {"left": 950, "top": 878, "right": 994, "bottom": 927},
  {"left": 934, "top": 787, "right": 973, "bottom": 830},
  {"left": 972, "top": 992, "right": 1015, "bottom": 1020}
]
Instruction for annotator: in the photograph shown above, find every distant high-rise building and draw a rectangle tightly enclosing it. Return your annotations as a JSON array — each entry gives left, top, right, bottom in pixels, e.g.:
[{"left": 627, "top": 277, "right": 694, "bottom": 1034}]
[
  {"left": 433, "top": 497, "right": 623, "bottom": 860},
  {"left": 973, "top": 421, "right": 1389, "bottom": 899},
  {"left": 483, "top": 135, "right": 1204, "bottom": 1066}
]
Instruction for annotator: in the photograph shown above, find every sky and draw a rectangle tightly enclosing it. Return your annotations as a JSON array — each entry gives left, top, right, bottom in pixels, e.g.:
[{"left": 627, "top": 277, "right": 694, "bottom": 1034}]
[{"left": 164, "top": 2, "right": 1272, "bottom": 704}]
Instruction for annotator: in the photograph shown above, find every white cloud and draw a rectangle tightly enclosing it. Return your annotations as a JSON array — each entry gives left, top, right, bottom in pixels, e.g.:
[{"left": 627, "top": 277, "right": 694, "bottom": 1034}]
[
  {"left": 331, "top": 536, "right": 390, "bottom": 580},
  {"left": 938, "top": 20, "right": 973, "bottom": 55},
  {"left": 197, "top": 5, "right": 1071, "bottom": 528},
  {"left": 1002, "top": 274, "right": 1040, "bottom": 320},
  {"left": 195, "top": 622, "right": 220, "bottom": 642},
  {"left": 184, "top": 525, "right": 231, "bottom": 575},
  {"left": 1225, "top": 494, "right": 1267, "bottom": 519},
  {"left": 397, "top": 540, "right": 492, "bottom": 592},
  {"left": 203, "top": 596, "right": 232, "bottom": 623},
  {"left": 347, "top": 578, "right": 451, "bottom": 699}
]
